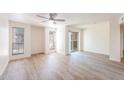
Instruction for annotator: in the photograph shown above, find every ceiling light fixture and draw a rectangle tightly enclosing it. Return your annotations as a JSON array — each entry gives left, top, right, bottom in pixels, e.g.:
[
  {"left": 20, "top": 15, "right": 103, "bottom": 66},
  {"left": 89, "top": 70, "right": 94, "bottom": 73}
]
[{"left": 49, "top": 20, "right": 56, "bottom": 27}]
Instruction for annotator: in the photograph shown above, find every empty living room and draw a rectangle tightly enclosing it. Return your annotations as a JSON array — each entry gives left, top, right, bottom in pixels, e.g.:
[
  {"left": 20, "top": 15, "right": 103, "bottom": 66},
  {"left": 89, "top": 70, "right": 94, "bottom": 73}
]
[
  {"left": 1, "top": 13, "right": 124, "bottom": 80},
  {"left": 1, "top": 0, "right": 124, "bottom": 93}
]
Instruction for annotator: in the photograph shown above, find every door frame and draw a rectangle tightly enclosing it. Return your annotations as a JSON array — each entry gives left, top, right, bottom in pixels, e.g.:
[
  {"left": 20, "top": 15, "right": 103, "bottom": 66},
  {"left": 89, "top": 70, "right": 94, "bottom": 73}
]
[{"left": 69, "top": 31, "right": 79, "bottom": 53}]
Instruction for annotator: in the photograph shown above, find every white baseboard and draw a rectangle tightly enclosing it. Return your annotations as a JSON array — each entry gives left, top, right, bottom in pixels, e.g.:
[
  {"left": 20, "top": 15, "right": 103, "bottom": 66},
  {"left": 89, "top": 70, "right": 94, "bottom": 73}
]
[
  {"left": 31, "top": 51, "right": 44, "bottom": 55},
  {"left": 109, "top": 58, "right": 120, "bottom": 62},
  {"left": 0, "top": 61, "right": 8, "bottom": 76},
  {"left": 0, "top": 56, "right": 9, "bottom": 76},
  {"left": 31, "top": 49, "right": 44, "bottom": 54}
]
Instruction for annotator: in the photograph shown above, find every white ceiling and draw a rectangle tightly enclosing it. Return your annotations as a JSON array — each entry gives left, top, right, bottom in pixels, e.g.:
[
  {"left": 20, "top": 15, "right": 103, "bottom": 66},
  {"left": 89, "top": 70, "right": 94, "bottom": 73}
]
[{"left": 5, "top": 13, "right": 123, "bottom": 27}]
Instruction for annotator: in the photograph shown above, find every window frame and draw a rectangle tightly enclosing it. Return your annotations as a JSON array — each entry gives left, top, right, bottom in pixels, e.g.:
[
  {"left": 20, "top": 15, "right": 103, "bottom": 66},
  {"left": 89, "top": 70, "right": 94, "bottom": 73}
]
[{"left": 12, "top": 27, "right": 24, "bottom": 55}]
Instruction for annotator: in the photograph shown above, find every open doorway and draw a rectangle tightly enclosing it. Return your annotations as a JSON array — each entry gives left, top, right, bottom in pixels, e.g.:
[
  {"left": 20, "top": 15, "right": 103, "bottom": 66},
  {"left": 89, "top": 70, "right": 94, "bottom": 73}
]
[{"left": 69, "top": 32, "right": 79, "bottom": 53}]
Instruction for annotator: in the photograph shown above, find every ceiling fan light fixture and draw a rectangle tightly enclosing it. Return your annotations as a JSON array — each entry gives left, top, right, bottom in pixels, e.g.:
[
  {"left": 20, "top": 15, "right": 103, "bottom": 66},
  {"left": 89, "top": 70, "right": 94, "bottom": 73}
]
[
  {"left": 49, "top": 20, "right": 53, "bottom": 23},
  {"left": 37, "top": 13, "right": 65, "bottom": 24},
  {"left": 49, "top": 20, "right": 56, "bottom": 24},
  {"left": 49, "top": 20, "right": 56, "bottom": 27},
  {"left": 53, "top": 21, "right": 56, "bottom": 24}
]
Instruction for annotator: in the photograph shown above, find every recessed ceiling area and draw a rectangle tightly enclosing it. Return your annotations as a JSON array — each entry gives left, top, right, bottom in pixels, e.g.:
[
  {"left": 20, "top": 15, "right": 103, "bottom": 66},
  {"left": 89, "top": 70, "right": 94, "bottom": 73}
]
[{"left": 4, "top": 13, "right": 123, "bottom": 27}]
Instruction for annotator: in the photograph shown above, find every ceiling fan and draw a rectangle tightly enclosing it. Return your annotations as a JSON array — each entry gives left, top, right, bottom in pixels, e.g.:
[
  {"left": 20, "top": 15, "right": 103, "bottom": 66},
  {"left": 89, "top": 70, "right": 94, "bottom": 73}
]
[{"left": 37, "top": 13, "right": 65, "bottom": 24}]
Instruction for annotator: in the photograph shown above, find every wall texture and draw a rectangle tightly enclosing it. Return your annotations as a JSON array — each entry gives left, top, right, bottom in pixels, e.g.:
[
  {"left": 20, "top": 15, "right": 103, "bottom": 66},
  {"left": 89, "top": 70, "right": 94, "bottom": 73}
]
[
  {"left": 0, "top": 15, "right": 9, "bottom": 75},
  {"left": 31, "top": 25, "right": 45, "bottom": 54},
  {"left": 56, "top": 25, "right": 66, "bottom": 55},
  {"left": 83, "top": 21, "right": 110, "bottom": 55},
  {"left": 109, "top": 18, "right": 121, "bottom": 62}
]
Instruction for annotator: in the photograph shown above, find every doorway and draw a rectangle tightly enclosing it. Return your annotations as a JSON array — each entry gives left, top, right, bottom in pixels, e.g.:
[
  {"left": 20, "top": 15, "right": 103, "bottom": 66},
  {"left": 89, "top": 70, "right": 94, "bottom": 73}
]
[{"left": 69, "top": 32, "right": 79, "bottom": 53}]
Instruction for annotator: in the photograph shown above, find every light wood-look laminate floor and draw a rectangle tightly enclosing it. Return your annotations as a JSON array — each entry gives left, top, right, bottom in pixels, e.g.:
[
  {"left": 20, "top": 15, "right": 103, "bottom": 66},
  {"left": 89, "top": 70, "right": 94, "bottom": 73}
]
[{"left": 1, "top": 52, "right": 124, "bottom": 80}]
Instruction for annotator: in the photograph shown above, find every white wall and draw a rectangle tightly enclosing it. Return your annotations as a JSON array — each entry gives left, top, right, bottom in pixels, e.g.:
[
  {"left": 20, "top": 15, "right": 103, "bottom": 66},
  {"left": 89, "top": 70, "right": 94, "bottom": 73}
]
[
  {"left": 83, "top": 21, "right": 110, "bottom": 55},
  {"left": 109, "top": 18, "right": 121, "bottom": 62},
  {"left": 44, "top": 27, "right": 49, "bottom": 54},
  {"left": 0, "top": 15, "right": 9, "bottom": 75},
  {"left": 56, "top": 25, "right": 66, "bottom": 55},
  {"left": 31, "top": 25, "right": 45, "bottom": 54},
  {"left": 9, "top": 21, "right": 31, "bottom": 60}
]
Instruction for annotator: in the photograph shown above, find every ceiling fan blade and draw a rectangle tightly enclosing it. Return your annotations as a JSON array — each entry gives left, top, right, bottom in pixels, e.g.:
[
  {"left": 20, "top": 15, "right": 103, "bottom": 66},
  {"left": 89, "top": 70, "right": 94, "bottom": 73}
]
[
  {"left": 42, "top": 20, "right": 49, "bottom": 22},
  {"left": 54, "top": 19, "right": 65, "bottom": 22},
  {"left": 37, "top": 15, "right": 49, "bottom": 19}
]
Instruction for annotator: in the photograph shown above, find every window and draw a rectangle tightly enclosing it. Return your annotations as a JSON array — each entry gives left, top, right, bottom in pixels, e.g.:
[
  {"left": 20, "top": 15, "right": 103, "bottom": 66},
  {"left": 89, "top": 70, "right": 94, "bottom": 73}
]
[
  {"left": 12, "top": 27, "right": 24, "bottom": 55},
  {"left": 49, "top": 28, "right": 56, "bottom": 50}
]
